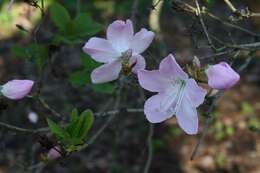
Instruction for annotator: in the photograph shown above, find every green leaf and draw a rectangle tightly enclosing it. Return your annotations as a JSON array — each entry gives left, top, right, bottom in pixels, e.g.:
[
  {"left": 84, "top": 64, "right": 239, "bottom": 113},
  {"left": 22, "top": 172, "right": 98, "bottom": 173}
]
[
  {"left": 66, "top": 109, "right": 79, "bottom": 135},
  {"left": 92, "top": 83, "right": 115, "bottom": 94},
  {"left": 49, "top": 2, "right": 71, "bottom": 32},
  {"left": 80, "top": 53, "right": 100, "bottom": 70},
  {"left": 11, "top": 44, "right": 48, "bottom": 70},
  {"left": 68, "top": 69, "right": 91, "bottom": 87},
  {"left": 66, "top": 109, "right": 94, "bottom": 145},
  {"left": 47, "top": 118, "right": 69, "bottom": 140},
  {"left": 71, "top": 13, "right": 102, "bottom": 37},
  {"left": 77, "top": 109, "right": 94, "bottom": 139},
  {"left": 71, "top": 108, "right": 79, "bottom": 123}
]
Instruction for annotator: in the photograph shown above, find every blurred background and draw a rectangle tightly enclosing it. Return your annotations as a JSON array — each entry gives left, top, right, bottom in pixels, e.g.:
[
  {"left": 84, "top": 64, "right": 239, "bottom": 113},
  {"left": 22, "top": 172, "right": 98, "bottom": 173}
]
[{"left": 0, "top": 0, "right": 260, "bottom": 173}]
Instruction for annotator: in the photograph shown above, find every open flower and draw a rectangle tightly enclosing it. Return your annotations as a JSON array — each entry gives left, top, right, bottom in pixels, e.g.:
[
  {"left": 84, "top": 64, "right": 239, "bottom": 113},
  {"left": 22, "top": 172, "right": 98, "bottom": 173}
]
[
  {"left": 1, "top": 80, "right": 34, "bottom": 100},
  {"left": 83, "top": 19, "right": 155, "bottom": 83},
  {"left": 206, "top": 62, "right": 240, "bottom": 90},
  {"left": 138, "top": 54, "right": 207, "bottom": 134}
]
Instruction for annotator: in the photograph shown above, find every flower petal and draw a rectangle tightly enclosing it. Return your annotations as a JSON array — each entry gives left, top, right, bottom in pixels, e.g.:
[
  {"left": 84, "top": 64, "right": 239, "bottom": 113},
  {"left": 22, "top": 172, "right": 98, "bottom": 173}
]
[
  {"left": 1, "top": 80, "right": 34, "bottom": 100},
  {"left": 185, "top": 79, "right": 207, "bottom": 107},
  {"left": 144, "top": 94, "right": 173, "bottom": 123},
  {"left": 107, "top": 19, "right": 134, "bottom": 52},
  {"left": 129, "top": 55, "right": 146, "bottom": 73},
  {"left": 91, "top": 60, "right": 122, "bottom": 84},
  {"left": 82, "top": 37, "right": 120, "bottom": 63},
  {"left": 138, "top": 70, "right": 169, "bottom": 93},
  {"left": 130, "top": 28, "right": 155, "bottom": 54},
  {"left": 159, "top": 54, "right": 188, "bottom": 80},
  {"left": 176, "top": 99, "right": 198, "bottom": 135}
]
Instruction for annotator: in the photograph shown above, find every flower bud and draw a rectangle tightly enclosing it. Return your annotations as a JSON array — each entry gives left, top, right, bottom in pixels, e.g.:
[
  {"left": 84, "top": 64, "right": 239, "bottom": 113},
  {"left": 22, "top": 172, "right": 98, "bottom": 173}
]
[
  {"left": 192, "top": 56, "right": 201, "bottom": 69},
  {"left": 28, "top": 112, "right": 38, "bottom": 124},
  {"left": 1, "top": 80, "right": 34, "bottom": 100},
  {"left": 206, "top": 62, "right": 240, "bottom": 90},
  {"left": 47, "top": 146, "right": 61, "bottom": 160}
]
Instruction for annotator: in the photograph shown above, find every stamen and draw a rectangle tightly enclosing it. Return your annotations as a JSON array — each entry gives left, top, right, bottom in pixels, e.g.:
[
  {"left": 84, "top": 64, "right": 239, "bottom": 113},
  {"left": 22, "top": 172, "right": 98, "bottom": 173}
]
[
  {"left": 159, "top": 79, "right": 186, "bottom": 115},
  {"left": 121, "top": 49, "right": 133, "bottom": 75}
]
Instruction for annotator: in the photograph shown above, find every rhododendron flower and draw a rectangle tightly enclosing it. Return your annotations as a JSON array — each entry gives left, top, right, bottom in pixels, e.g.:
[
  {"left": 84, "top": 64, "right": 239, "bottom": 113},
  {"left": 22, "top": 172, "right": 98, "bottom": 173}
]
[
  {"left": 47, "top": 146, "right": 61, "bottom": 160},
  {"left": 138, "top": 54, "right": 207, "bottom": 134},
  {"left": 83, "top": 19, "right": 155, "bottom": 83},
  {"left": 206, "top": 62, "right": 240, "bottom": 90},
  {"left": 1, "top": 80, "right": 34, "bottom": 100}
]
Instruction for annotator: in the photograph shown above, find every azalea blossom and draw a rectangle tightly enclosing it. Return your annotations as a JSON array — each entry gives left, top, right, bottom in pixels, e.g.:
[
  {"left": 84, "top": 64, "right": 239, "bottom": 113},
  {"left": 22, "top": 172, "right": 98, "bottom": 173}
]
[
  {"left": 1, "top": 80, "right": 34, "bottom": 100},
  {"left": 138, "top": 54, "right": 207, "bottom": 134},
  {"left": 206, "top": 62, "right": 240, "bottom": 90},
  {"left": 83, "top": 19, "right": 155, "bottom": 83}
]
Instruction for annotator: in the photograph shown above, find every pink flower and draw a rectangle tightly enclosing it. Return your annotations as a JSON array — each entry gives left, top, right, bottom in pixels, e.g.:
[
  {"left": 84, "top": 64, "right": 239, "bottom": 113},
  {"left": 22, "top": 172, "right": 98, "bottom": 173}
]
[
  {"left": 1, "top": 80, "right": 34, "bottom": 100},
  {"left": 206, "top": 62, "right": 240, "bottom": 90},
  {"left": 47, "top": 146, "right": 61, "bottom": 160},
  {"left": 138, "top": 54, "right": 207, "bottom": 134},
  {"left": 83, "top": 19, "right": 155, "bottom": 83}
]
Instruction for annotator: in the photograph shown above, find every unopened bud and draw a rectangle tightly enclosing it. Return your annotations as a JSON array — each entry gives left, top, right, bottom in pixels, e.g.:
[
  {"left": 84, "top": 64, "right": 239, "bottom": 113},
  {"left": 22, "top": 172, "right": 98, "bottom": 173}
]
[{"left": 193, "top": 56, "right": 201, "bottom": 69}]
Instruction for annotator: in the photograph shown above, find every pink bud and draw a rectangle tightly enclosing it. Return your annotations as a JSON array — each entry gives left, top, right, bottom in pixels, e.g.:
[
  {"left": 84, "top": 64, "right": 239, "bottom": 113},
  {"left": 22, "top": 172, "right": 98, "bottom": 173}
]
[
  {"left": 47, "top": 146, "right": 61, "bottom": 160},
  {"left": 1, "top": 80, "right": 34, "bottom": 100},
  {"left": 28, "top": 112, "right": 38, "bottom": 124},
  {"left": 206, "top": 62, "right": 240, "bottom": 90}
]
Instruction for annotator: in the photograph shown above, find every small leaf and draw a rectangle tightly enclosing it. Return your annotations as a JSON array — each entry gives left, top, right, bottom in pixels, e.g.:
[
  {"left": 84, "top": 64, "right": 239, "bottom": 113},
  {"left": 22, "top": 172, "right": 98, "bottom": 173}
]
[
  {"left": 47, "top": 118, "right": 69, "bottom": 140},
  {"left": 66, "top": 109, "right": 79, "bottom": 135},
  {"left": 71, "top": 108, "right": 79, "bottom": 123},
  {"left": 49, "top": 2, "right": 71, "bottom": 32},
  {"left": 78, "top": 109, "right": 94, "bottom": 139}
]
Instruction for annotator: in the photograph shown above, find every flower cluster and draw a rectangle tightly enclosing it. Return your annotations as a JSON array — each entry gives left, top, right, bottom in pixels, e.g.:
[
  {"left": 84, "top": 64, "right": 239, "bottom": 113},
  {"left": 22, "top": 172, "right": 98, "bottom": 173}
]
[{"left": 83, "top": 19, "right": 240, "bottom": 135}]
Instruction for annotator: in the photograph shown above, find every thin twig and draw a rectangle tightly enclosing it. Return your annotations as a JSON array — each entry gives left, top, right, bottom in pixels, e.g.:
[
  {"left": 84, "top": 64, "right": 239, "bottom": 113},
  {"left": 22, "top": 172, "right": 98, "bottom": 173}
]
[
  {"left": 0, "top": 122, "right": 48, "bottom": 134},
  {"left": 223, "top": 0, "right": 237, "bottom": 13},
  {"left": 37, "top": 96, "right": 62, "bottom": 118},
  {"left": 190, "top": 92, "right": 223, "bottom": 160},
  {"left": 143, "top": 124, "right": 154, "bottom": 173},
  {"left": 195, "top": 0, "right": 216, "bottom": 50},
  {"left": 79, "top": 77, "right": 124, "bottom": 151}
]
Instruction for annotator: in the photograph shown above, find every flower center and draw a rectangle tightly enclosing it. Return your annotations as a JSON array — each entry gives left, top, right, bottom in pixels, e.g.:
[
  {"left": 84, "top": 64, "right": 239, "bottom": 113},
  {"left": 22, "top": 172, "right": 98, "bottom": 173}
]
[
  {"left": 121, "top": 49, "right": 135, "bottom": 74},
  {"left": 159, "top": 79, "right": 186, "bottom": 115}
]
